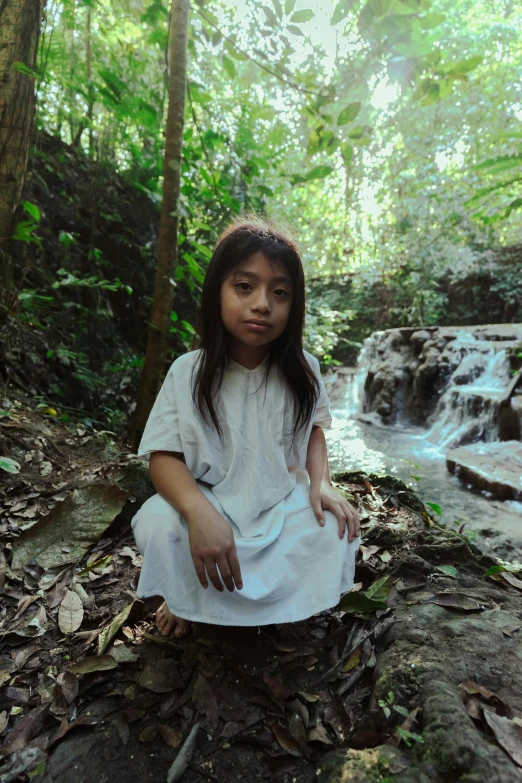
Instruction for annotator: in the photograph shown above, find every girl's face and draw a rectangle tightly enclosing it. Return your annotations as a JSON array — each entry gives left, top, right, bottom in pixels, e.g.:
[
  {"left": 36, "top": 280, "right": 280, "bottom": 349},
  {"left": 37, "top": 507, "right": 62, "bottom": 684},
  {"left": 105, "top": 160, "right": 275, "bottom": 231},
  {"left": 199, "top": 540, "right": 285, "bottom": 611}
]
[{"left": 220, "top": 251, "right": 293, "bottom": 349}]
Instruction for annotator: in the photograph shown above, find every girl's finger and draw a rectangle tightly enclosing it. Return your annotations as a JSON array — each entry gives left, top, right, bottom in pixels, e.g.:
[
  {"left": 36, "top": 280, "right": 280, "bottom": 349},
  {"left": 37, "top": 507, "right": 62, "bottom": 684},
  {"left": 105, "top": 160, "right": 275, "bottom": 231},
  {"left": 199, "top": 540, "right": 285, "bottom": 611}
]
[
  {"left": 216, "top": 555, "right": 235, "bottom": 592},
  {"left": 347, "top": 510, "right": 361, "bottom": 543},
  {"left": 337, "top": 508, "right": 347, "bottom": 539},
  {"left": 311, "top": 499, "right": 325, "bottom": 526},
  {"left": 227, "top": 548, "right": 243, "bottom": 590},
  {"left": 205, "top": 559, "right": 224, "bottom": 592},
  {"left": 193, "top": 556, "right": 208, "bottom": 589}
]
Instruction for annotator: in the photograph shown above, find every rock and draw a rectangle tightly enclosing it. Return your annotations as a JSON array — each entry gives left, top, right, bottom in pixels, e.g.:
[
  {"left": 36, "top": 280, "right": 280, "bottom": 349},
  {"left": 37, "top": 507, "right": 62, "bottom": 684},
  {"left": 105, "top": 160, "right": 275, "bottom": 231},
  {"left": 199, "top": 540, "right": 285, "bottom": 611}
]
[
  {"left": 358, "top": 324, "right": 522, "bottom": 442},
  {"left": 320, "top": 519, "right": 522, "bottom": 783},
  {"left": 446, "top": 441, "right": 522, "bottom": 500},
  {"left": 410, "top": 329, "right": 433, "bottom": 347}
]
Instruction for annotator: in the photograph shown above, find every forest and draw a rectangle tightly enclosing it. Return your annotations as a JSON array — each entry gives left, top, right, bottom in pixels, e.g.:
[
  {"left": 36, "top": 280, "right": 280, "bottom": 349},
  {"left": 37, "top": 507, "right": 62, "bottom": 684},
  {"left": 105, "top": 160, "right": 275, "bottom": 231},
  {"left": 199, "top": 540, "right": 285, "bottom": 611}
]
[{"left": 1, "top": 0, "right": 521, "bottom": 781}]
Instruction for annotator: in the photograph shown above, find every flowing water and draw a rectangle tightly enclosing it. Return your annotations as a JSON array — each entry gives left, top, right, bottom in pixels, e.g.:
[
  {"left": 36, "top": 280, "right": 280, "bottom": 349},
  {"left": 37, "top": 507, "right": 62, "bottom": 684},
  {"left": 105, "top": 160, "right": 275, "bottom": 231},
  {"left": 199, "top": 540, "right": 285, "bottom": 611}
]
[{"left": 324, "top": 341, "right": 522, "bottom": 556}]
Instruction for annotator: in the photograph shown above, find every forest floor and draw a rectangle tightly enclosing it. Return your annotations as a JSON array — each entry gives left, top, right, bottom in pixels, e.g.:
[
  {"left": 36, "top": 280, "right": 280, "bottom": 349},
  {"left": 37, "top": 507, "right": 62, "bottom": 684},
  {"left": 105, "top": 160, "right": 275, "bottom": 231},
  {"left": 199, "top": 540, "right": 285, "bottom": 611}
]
[{"left": 1, "top": 397, "right": 522, "bottom": 783}]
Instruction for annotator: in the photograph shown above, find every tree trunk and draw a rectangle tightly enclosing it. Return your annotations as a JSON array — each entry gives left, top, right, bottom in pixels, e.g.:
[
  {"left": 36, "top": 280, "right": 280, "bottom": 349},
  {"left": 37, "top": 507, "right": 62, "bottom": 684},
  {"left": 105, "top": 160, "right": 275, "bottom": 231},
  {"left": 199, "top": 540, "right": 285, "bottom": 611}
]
[
  {"left": 0, "top": 0, "right": 44, "bottom": 247},
  {"left": 129, "top": 0, "right": 190, "bottom": 450}
]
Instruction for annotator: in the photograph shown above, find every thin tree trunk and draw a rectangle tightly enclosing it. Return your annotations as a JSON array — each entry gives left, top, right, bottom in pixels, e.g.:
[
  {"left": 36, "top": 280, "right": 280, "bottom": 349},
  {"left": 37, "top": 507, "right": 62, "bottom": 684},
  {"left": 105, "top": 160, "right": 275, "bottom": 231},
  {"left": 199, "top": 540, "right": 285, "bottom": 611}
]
[
  {"left": 86, "top": 5, "right": 94, "bottom": 157},
  {"left": 0, "top": 0, "right": 44, "bottom": 248},
  {"left": 130, "top": 0, "right": 190, "bottom": 449}
]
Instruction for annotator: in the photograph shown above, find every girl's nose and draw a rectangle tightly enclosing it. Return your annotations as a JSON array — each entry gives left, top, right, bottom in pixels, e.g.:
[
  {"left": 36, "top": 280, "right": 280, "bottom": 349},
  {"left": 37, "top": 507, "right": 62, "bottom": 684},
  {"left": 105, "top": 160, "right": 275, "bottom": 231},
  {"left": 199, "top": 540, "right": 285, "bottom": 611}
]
[{"left": 253, "top": 290, "right": 270, "bottom": 310}]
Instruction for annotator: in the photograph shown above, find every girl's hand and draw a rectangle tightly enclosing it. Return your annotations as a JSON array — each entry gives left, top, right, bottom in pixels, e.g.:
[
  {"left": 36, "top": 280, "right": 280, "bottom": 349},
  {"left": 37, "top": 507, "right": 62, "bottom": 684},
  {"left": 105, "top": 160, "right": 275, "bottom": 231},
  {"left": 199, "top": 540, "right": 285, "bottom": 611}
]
[
  {"left": 310, "top": 480, "right": 361, "bottom": 543},
  {"left": 185, "top": 505, "right": 243, "bottom": 592}
]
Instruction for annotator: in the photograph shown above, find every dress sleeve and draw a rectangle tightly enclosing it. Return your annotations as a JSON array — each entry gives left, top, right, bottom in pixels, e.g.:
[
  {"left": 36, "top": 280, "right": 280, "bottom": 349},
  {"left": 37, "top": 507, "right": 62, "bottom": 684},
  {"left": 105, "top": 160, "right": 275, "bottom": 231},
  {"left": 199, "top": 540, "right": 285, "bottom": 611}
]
[
  {"left": 310, "top": 354, "right": 333, "bottom": 430},
  {"left": 136, "top": 362, "right": 183, "bottom": 461}
]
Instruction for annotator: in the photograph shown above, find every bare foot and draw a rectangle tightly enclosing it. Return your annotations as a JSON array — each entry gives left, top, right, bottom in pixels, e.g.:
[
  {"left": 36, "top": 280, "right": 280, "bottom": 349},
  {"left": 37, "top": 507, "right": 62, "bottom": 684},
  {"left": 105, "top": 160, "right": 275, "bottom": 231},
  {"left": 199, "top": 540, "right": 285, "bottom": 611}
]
[{"left": 155, "top": 601, "right": 190, "bottom": 638}]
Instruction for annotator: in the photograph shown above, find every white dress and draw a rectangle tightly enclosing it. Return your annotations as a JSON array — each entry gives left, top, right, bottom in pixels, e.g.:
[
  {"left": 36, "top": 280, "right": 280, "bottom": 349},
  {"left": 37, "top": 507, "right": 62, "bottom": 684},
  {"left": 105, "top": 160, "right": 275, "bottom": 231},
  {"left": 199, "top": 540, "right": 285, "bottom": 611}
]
[{"left": 131, "top": 349, "right": 360, "bottom": 626}]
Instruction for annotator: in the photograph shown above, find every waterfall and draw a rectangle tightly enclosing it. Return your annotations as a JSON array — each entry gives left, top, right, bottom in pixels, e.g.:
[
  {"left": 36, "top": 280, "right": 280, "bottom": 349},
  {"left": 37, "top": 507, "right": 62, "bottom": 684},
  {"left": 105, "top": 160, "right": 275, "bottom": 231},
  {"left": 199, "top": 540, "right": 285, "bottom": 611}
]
[
  {"left": 423, "top": 345, "right": 512, "bottom": 451},
  {"left": 353, "top": 333, "right": 379, "bottom": 416}
]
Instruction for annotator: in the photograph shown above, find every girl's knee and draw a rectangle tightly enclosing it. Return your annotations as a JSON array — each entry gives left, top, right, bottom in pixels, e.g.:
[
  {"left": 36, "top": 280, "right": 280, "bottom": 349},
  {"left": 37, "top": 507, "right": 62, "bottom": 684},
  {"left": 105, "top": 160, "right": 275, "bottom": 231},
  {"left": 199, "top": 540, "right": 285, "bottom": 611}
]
[{"left": 131, "top": 495, "right": 182, "bottom": 553}]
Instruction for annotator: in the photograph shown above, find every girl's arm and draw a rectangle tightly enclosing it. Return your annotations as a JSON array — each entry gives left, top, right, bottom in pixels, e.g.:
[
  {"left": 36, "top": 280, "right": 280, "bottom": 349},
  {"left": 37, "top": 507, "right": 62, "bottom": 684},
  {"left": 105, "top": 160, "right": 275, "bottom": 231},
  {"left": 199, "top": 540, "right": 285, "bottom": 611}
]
[
  {"left": 306, "top": 426, "right": 360, "bottom": 543},
  {"left": 149, "top": 452, "right": 243, "bottom": 591},
  {"left": 306, "top": 424, "right": 329, "bottom": 495}
]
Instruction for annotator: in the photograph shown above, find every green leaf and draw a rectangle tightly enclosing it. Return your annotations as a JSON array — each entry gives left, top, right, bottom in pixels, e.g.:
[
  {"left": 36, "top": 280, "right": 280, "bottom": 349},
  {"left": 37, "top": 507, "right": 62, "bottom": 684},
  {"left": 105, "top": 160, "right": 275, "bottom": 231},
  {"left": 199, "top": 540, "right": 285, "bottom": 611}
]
[
  {"left": 23, "top": 201, "right": 41, "bottom": 222},
  {"left": 504, "top": 197, "right": 522, "bottom": 218},
  {"left": 347, "top": 125, "right": 367, "bottom": 139},
  {"left": 419, "top": 12, "right": 445, "bottom": 29},
  {"left": 385, "top": 0, "right": 418, "bottom": 16},
  {"left": 12, "top": 61, "right": 42, "bottom": 80},
  {"left": 436, "top": 565, "right": 460, "bottom": 578},
  {"left": 305, "top": 164, "right": 334, "bottom": 180},
  {"left": 262, "top": 5, "right": 278, "bottom": 26},
  {"left": 441, "top": 55, "right": 483, "bottom": 75},
  {"left": 331, "top": 0, "right": 349, "bottom": 25},
  {"left": 365, "top": 575, "right": 392, "bottom": 602},
  {"left": 338, "top": 592, "right": 387, "bottom": 614},
  {"left": 290, "top": 9, "right": 314, "bottom": 23},
  {"left": 337, "top": 102, "right": 361, "bottom": 126},
  {"left": 0, "top": 457, "right": 21, "bottom": 474},
  {"left": 271, "top": 0, "right": 283, "bottom": 19},
  {"left": 473, "top": 156, "right": 522, "bottom": 174},
  {"left": 222, "top": 56, "right": 236, "bottom": 78},
  {"left": 191, "top": 241, "right": 212, "bottom": 259},
  {"left": 426, "top": 502, "right": 442, "bottom": 515},
  {"left": 287, "top": 24, "right": 304, "bottom": 35},
  {"left": 490, "top": 131, "right": 522, "bottom": 140},
  {"left": 340, "top": 143, "right": 354, "bottom": 162},
  {"left": 184, "top": 255, "right": 205, "bottom": 283},
  {"left": 284, "top": 0, "right": 296, "bottom": 13},
  {"left": 485, "top": 565, "right": 507, "bottom": 577}
]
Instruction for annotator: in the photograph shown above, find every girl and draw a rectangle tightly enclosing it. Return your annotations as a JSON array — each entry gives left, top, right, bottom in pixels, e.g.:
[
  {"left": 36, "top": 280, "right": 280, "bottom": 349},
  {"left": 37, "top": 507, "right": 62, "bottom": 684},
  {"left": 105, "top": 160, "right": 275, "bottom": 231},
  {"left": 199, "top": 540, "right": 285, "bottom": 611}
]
[{"left": 131, "top": 215, "right": 361, "bottom": 638}]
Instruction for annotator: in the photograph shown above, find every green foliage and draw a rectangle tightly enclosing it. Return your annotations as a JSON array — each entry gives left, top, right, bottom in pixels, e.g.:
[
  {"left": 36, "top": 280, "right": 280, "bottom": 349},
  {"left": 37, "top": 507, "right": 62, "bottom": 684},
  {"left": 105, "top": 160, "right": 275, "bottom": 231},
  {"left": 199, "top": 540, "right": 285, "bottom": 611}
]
[
  {"left": 338, "top": 575, "right": 392, "bottom": 614},
  {"left": 6, "top": 0, "right": 518, "bottom": 432}
]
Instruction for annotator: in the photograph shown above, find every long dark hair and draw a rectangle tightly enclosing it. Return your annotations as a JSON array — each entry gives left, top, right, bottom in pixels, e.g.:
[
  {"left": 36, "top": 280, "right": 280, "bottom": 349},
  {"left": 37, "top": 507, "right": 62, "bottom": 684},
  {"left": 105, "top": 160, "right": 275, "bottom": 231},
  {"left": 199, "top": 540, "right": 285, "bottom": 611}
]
[{"left": 191, "top": 214, "right": 319, "bottom": 444}]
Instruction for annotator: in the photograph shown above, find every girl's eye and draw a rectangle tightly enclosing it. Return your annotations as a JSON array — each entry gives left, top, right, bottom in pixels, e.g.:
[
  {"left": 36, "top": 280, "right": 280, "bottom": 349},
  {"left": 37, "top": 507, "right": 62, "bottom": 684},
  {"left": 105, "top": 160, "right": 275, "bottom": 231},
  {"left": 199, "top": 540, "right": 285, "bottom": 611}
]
[
  {"left": 236, "top": 282, "right": 251, "bottom": 291},
  {"left": 274, "top": 289, "right": 289, "bottom": 297}
]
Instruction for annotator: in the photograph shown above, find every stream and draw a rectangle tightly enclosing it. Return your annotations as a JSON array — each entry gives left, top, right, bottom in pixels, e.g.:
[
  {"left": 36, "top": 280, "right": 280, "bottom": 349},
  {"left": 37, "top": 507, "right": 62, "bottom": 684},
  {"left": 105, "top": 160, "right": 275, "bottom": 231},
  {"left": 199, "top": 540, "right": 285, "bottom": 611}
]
[{"left": 324, "top": 360, "right": 522, "bottom": 558}]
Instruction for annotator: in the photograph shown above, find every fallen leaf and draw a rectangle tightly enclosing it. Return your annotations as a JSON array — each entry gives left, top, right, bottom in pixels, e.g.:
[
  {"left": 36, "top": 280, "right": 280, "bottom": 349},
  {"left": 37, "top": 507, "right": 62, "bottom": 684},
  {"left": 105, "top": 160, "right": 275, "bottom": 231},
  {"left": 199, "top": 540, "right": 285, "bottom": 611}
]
[
  {"left": 307, "top": 721, "right": 333, "bottom": 745},
  {"left": 502, "top": 625, "right": 521, "bottom": 637},
  {"left": 436, "top": 565, "right": 460, "bottom": 578},
  {"left": 427, "top": 592, "right": 486, "bottom": 612},
  {"left": 288, "top": 712, "right": 307, "bottom": 748},
  {"left": 499, "top": 572, "right": 522, "bottom": 592},
  {"left": 111, "top": 714, "right": 130, "bottom": 746},
  {"left": 338, "top": 592, "right": 387, "bottom": 615},
  {"left": 379, "top": 550, "right": 392, "bottom": 563},
  {"left": 11, "top": 484, "right": 127, "bottom": 571},
  {"left": 263, "top": 671, "right": 293, "bottom": 700},
  {"left": 342, "top": 649, "right": 361, "bottom": 673},
  {"left": 58, "top": 590, "right": 84, "bottom": 634},
  {"left": 360, "top": 545, "right": 382, "bottom": 562},
  {"left": 56, "top": 671, "right": 79, "bottom": 705},
  {"left": 271, "top": 720, "right": 302, "bottom": 756},
  {"left": 69, "top": 655, "right": 119, "bottom": 675},
  {"left": 158, "top": 724, "right": 183, "bottom": 748},
  {"left": 298, "top": 692, "right": 319, "bottom": 703},
  {"left": 0, "top": 702, "right": 51, "bottom": 756},
  {"left": 139, "top": 659, "right": 184, "bottom": 693},
  {"left": 139, "top": 725, "right": 158, "bottom": 742},
  {"left": 192, "top": 673, "right": 219, "bottom": 731},
  {"left": 97, "top": 601, "right": 134, "bottom": 654},
  {"left": 484, "top": 709, "right": 522, "bottom": 767}
]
